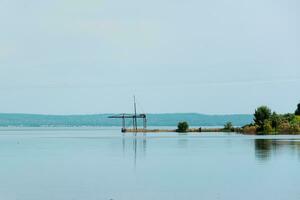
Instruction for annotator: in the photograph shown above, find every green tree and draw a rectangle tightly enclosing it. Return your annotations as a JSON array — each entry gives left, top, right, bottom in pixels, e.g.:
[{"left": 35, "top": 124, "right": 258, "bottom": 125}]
[
  {"left": 295, "top": 103, "right": 300, "bottom": 115},
  {"left": 270, "top": 112, "right": 280, "bottom": 130},
  {"left": 223, "top": 122, "right": 234, "bottom": 132},
  {"left": 262, "top": 120, "right": 273, "bottom": 134},
  {"left": 177, "top": 121, "right": 189, "bottom": 133},
  {"left": 282, "top": 113, "right": 295, "bottom": 122},
  {"left": 254, "top": 106, "right": 272, "bottom": 130}
]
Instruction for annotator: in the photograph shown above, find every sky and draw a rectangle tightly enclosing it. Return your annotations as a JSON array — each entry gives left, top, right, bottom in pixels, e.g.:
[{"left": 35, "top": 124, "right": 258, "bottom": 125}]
[{"left": 0, "top": 0, "right": 300, "bottom": 114}]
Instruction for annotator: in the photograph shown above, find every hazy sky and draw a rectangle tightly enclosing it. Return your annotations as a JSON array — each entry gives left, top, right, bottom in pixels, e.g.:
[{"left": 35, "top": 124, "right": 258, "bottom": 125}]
[{"left": 0, "top": 0, "right": 299, "bottom": 114}]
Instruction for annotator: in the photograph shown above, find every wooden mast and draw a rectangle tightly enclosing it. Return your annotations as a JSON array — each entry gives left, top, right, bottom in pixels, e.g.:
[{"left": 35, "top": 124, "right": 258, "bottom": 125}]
[
  {"left": 133, "top": 96, "right": 138, "bottom": 132},
  {"left": 108, "top": 96, "right": 147, "bottom": 133}
]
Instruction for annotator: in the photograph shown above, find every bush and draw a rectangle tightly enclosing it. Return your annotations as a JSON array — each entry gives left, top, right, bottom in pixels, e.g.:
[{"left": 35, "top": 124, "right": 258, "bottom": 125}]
[
  {"left": 242, "top": 125, "right": 258, "bottom": 134},
  {"left": 262, "top": 120, "right": 274, "bottom": 134},
  {"left": 223, "top": 122, "right": 234, "bottom": 132},
  {"left": 177, "top": 121, "right": 189, "bottom": 133},
  {"left": 270, "top": 112, "right": 281, "bottom": 130},
  {"left": 290, "top": 117, "right": 300, "bottom": 134},
  {"left": 295, "top": 103, "right": 300, "bottom": 115},
  {"left": 254, "top": 106, "right": 272, "bottom": 130},
  {"left": 294, "top": 116, "right": 300, "bottom": 124},
  {"left": 290, "top": 124, "right": 300, "bottom": 134},
  {"left": 282, "top": 113, "right": 295, "bottom": 122},
  {"left": 278, "top": 122, "right": 291, "bottom": 134}
]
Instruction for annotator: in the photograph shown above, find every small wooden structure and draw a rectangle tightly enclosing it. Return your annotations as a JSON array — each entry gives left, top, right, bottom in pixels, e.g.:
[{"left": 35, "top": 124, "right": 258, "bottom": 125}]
[
  {"left": 108, "top": 96, "right": 147, "bottom": 132},
  {"left": 108, "top": 113, "right": 147, "bottom": 132}
]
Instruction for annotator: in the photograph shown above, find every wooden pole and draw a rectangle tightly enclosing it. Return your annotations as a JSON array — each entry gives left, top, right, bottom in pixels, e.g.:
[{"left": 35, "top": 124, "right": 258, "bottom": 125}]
[
  {"left": 143, "top": 116, "right": 147, "bottom": 130},
  {"left": 122, "top": 114, "right": 125, "bottom": 129},
  {"left": 133, "top": 96, "right": 138, "bottom": 132}
]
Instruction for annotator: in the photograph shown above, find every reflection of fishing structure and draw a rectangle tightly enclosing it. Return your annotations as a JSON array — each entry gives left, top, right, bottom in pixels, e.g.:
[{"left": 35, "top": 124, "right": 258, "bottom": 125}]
[
  {"left": 109, "top": 96, "right": 147, "bottom": 133},
  {"left": 110, "top": 96, "right": 148, "bottom": 167},
  {"left": 122, "top": 136, "right": 147, "bottom": 168}
]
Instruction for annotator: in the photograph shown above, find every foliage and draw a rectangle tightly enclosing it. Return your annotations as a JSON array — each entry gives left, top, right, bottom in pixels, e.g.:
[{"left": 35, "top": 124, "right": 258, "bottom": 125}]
[
  {"left": 277, "top": 122, "right": 300, "bottom": 134},
  {"left": 295, "top": 116, "right": 300, "bottom": 123},
  {"left": 290, "top": 116, "right": 300, "bottom": 134},
  {"left": 270, "top": 112, "right": 281, "bottom": 130},
  {"left": 223, "top": 122, "right": 234, "bottom": 132},
  {"left": 177, "top": 121, "right": 189, "bottom": 133},
  {"left": 277, "top": 122, "right": 291, "bottom": 134},
  {"left": 242, "top": 124, "right": 258, "bottom": 134},
  {"left": 254, "top": 106, "right": 272, "bottom": 131},
  {"left": 282, "top": 113, "right": 295, "bottom": 122},
  {"left": 262, "top": 120, "right": 273, "bottom": 134},
  {"left": 243, "top": 104, "right": 300, "bottom": 135},
  {"left": 291, "top": 124, "right": 300, "bottom": 134},
  {"left": 295, "top": 103, "right": 300, "bottom": 115}
]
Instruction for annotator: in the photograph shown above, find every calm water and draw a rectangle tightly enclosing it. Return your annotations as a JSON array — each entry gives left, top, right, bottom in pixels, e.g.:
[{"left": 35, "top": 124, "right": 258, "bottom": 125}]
[{"left": 0, "top": 128, "right": 300, "bottom": 200}]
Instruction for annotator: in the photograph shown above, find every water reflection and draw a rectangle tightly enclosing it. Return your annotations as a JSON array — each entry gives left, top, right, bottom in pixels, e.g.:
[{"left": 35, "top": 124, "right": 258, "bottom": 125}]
[
  {"left": 122, "top": 135, "right": 147, "bottom": 168},
  {"left": 255, "top": 139, "right": 273, "bottom": 160},
  {"left": 177, "top": 137, "right": 188, "bottom": 149},
  {"left": 255, "top": 139, "right": 300, "bottom": 161}
]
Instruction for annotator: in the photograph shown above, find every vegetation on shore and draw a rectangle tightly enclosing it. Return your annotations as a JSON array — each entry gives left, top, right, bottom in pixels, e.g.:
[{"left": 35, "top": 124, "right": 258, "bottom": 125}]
[
  {"left": 223, "top": 122, "right": 234, "bottom": 132},
  {"left": 176, "top": 121, "right": 189, "bottom": 132},
  {"left": 126, "top": 103, "right": 300, "bottom": 134},
  {"left": 242, "top": 103, "right": 300, "bottom": 135}
]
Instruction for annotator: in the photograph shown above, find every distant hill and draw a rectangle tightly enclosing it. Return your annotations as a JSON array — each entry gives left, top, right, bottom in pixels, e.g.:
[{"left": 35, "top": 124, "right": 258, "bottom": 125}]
[{"left": 0, "top": 113, "right": 253, "bottom": 127}]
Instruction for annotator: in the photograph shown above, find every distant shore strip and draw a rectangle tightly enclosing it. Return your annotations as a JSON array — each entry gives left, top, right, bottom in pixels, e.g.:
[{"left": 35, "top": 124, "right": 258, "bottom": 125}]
[{"left": 122, "top": 127, "right": 232, "bottom": 133}]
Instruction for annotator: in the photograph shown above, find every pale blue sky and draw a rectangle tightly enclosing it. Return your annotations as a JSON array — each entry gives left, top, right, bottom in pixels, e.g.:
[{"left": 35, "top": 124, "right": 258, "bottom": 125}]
[{"left": 0, "top": 0, "right": 299, "bottom": 114}]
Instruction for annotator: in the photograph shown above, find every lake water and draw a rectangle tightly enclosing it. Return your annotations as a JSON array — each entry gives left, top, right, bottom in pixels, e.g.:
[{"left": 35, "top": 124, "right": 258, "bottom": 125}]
[{"left": 0, "top": 128, "right": 300, "bottom": 200}]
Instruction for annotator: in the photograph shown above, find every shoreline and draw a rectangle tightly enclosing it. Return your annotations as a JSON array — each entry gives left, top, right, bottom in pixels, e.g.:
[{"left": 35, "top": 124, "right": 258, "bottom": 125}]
[
  {"left": 122, "top": 128, "right": 300, "bottom": 135},
  {"left": 122, "top": 127, "right": 225, "bottom": 133}
]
